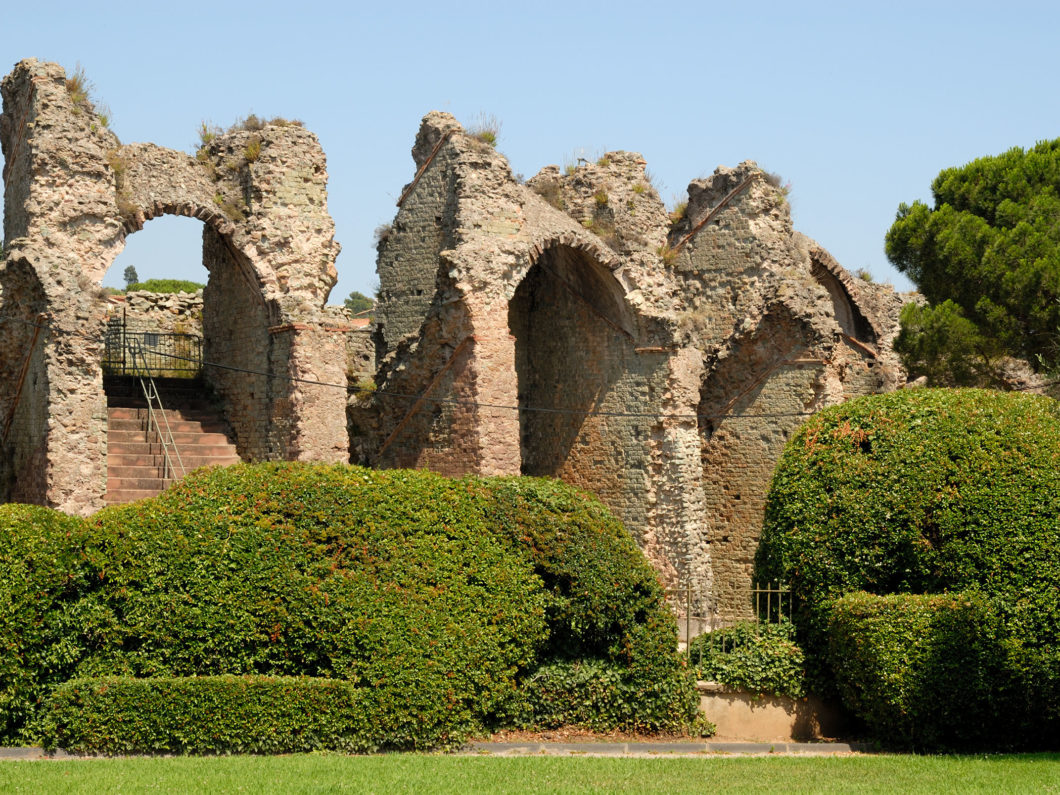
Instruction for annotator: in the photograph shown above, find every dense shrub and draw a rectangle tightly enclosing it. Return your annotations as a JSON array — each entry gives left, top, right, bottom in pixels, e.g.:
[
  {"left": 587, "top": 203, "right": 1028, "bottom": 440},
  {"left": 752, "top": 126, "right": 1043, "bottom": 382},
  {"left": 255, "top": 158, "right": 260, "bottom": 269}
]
[
  {"left": 76, "top": 465, "right": 547, "bottom": 748},
  {"left": 45, "top": 676, "right": 377, "bottom": 754},
  {"left": 0, "top": 464, "right": 695, "bottom": 748},
  {"left": 0, "top": 505, "right": 100, "bottom": 743},
  {"left": 756, "top": 388, "right": 1060, "bottom": 747},
  {"left": 687, "top": 621, "right": 806, "bottom": 699},
  {"left": 481, "top": 477, "right": 697, "bottom": 731},
  {"left": 826, "top": 592, "right": 1029, "bottom": 750}
]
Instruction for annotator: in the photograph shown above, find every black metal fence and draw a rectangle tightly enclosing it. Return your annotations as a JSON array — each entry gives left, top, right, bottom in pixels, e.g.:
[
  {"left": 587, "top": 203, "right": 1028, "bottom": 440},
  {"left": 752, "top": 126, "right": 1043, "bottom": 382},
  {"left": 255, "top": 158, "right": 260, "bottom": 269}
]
[
  {"left": 103, "top": 327, "right": 202, "bottom": 378},
  {"left": 665, "top": 581, "right": 792, "bottom": 658}
]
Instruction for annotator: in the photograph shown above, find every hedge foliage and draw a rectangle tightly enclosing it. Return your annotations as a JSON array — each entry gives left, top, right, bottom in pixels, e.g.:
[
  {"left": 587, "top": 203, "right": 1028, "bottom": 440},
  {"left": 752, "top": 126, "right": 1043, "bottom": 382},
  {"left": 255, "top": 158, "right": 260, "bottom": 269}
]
[
  {"left": 687, "top": 621, "right": 806, "bottom": 699},
  {"left": 480, "top": 478, "right": 697, "bottom": 731},
  {"left": 825, "top": 592, "right": 1040, "bottom": 750},
  {"left": 45, "top": 676, "right": 376, "bottom": 754},
  {"left": 0, "top": 464, "right": 695, "bottom": 749},
  {"left": 756, "top": 388, "right": 1060, "bottom": 748},
  {"left": 0, "top": 505, "right": 99, "bottom": 743}
]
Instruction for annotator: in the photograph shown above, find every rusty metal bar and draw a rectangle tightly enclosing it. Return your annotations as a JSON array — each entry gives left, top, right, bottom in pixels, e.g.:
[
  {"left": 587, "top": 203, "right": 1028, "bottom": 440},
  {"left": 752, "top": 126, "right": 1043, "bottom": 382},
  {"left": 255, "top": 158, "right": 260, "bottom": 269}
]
[
  {"left": 2, "top": 313, "right": 47, "bottom": 444},
  {"left": 841, "top": 333, "right": 878, "bottom": 359},
  {"left": 671, "top": 174, "right": 759, "bottom": 253},
  {"left": 377, "top": 336, "right": 473, "bottom": 459},
  {"left": 396, "top": 129, "right": 456, "bottom": 208}
]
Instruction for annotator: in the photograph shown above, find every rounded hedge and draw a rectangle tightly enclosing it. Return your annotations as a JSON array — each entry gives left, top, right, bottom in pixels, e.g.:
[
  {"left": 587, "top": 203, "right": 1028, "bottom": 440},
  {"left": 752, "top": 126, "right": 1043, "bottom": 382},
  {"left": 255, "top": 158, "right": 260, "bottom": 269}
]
[
  {"left": 0, "top": 464, "right": 695, "bottom": 746},
  {"left": 0, "top": 505, "right": 98, "bottom": 743},
  {"left": 756, "top": 388, "right": 1060, "bottom": 746}
]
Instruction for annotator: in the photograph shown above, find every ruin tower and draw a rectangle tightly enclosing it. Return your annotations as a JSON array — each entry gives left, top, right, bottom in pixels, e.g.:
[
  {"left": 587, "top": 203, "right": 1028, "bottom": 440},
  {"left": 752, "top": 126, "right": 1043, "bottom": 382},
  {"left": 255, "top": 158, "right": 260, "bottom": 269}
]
[{"left": 0, "top": 59, "right": 347, "bottom": 514}]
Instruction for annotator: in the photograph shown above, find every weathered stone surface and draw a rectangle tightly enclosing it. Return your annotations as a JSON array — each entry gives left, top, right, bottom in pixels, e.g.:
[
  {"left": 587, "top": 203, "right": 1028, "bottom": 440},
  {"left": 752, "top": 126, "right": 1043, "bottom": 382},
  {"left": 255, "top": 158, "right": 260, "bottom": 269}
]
[
  {"left": 367, "top": 113, "right": 912, "bottom": 618},
  {"left": 0, "top": 59, "right": 346, "bottom": 514},
  {"left": 0, "top": 61, "right": 912, "bottom": 618}
]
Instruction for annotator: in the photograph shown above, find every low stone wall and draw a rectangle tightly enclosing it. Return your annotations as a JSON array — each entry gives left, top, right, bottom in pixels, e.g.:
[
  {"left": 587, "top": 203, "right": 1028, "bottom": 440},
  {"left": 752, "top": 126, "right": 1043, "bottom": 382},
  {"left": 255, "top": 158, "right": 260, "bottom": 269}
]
[
  {"left": 104, "top": 290, "right": 204, "bottom": 337},
  {"left": 322, "top": 306, "right": 375, "bottom": 382},
  {"left": 697, "top": 682, "right": 850, "bottom": 742}
]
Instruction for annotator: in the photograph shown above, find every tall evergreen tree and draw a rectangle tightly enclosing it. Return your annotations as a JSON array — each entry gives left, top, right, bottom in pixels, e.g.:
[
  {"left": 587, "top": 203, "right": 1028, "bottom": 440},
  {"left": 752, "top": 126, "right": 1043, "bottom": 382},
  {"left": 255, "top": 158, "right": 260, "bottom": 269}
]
[{"left": 886, "top": 139, "right": 1060, "bottom": 381}]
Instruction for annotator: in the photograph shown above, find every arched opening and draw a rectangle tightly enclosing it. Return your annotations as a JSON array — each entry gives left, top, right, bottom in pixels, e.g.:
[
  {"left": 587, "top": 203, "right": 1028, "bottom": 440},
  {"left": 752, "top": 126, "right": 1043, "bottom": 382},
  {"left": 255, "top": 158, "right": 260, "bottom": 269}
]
[
  {"left": 97, "top": 211, "right": 275, "bottom": 503},
  {"left": 507, "top": 244, "right": 636, "bottom": 479},
  {"left": 102, "top": 216, "right": 207, "bottom": 380},
  {"left": 810, "top": 258, "right": 875, "bottom": 342},
  {"left": 698, "top": 308, "right": 822, "bottom": 621},
  {"left": 0, "top": 258, "right": 50, "bottom": 502}
]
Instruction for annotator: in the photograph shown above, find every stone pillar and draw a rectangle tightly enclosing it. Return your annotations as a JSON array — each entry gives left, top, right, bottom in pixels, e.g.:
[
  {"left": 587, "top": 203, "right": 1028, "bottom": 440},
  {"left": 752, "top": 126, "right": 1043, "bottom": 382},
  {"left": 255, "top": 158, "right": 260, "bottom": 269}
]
[{"left": 267, "top": 323, "right": 349, "bottom": 462}]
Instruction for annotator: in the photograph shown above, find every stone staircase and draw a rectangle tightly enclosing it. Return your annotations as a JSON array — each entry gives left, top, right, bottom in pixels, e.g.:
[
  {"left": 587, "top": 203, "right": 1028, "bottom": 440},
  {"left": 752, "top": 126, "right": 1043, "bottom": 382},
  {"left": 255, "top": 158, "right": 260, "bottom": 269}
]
[{"left": 105, "top": 376, "right": 241, "bottom": 505}]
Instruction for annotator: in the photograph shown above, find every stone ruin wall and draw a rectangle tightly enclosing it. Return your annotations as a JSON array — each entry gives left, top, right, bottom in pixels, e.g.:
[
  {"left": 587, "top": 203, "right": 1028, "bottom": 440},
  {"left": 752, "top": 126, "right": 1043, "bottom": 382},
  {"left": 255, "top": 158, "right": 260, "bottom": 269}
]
[
  {"left": 0, "top": 59, "right": 348, "bottom": 513},
  {"left": 362, "top": 112, "right": 909, "bottom": 620},
  {"left": 0, "top": 59, "right": 910, "bottom": 620},
  {"left": 105, "top": 289, "right": 204, "bottom": 338}
]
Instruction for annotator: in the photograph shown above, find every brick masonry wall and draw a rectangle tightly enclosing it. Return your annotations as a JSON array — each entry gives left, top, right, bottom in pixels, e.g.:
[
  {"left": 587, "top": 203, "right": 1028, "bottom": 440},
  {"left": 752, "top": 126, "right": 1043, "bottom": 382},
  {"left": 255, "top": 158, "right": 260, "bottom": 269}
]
[
  {"left": 202, "top": 228, "right": 272, "bottom": 461},
  {"left": 369, "top": 116, "right": 908, "bottom": 619}
]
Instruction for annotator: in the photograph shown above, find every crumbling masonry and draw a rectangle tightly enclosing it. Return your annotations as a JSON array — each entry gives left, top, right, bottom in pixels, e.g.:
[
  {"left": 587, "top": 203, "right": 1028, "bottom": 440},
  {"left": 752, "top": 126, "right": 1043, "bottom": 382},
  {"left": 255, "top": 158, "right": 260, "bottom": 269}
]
[
  {"left": 0, "top": 59, "right": 348, "bottom": 514},
  {"left": 355, "top": 112, "right": 907, "bottom": 619},
  {"left": 0, "top": 60, "right": 907, "bottom": 619}
]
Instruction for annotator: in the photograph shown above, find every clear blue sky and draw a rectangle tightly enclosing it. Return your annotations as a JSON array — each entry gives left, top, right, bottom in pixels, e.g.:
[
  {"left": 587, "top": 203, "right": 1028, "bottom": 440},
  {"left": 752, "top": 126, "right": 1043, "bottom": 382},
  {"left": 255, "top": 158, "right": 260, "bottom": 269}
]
[{"left": 4, "top": 0, "right": 1059, "bottom": 303}]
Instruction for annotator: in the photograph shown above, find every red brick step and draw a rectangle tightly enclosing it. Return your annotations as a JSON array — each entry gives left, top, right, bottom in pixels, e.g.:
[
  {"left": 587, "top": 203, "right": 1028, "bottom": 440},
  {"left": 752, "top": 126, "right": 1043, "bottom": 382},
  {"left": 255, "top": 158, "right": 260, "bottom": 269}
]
[{"left": 104, "top": 376, "right": 242, "bottom": 505}]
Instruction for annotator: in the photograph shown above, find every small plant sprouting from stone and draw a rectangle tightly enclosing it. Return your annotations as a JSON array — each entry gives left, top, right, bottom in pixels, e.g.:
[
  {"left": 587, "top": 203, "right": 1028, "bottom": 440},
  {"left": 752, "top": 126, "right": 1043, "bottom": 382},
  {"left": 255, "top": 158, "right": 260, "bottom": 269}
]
[
  {"left": 214, "top": 193, "right": 245, "bottom": 223},
  {"left": 466, "top": 114, "right": 501, "bottom": 148},
  {"left": 594, "top": 190, "right": 609, "bottom": 207},
  {"left": 353, "top": 377, "right": 377, "bottom": 399},
  {"left": 596, "top": 156, "right": 611, "bottom": 167},
  {"left": 854, "top": 267, "right": 874, "bottom": 283},
  {"left": 530, "top": 181, "right": 566, "bottom": 212},
  {"left": 65, "top": 65, "right": 92, "bottom": 110},
  {"left": 244, "top": 135, "right": 262, "bottom": 163},
  {"left": 373, "top": 223, "right": 393, "bottom": 252},
  {"left": 198, "top": 122, "right": 222, "bottom": 148},
  {"left": 632, "top": 182, "right": 647, "bottom": 195},
  {"left": 669, "top": 201, "right": 688, "bottom": 225},
  {"left": 658, "top": 243, "right": 679, "bottom": 266},
  {"left": 107, "top": 149, "right": 138, "bottom": 222},
  {"left": 582, "top": 217, "right": 621, "bottom": 252},
  {"left": 93, "top": 102, "right": 112, "bottom": 130},
  {"left": 763, "top": 170, "right": 792, "bottom": 200}
]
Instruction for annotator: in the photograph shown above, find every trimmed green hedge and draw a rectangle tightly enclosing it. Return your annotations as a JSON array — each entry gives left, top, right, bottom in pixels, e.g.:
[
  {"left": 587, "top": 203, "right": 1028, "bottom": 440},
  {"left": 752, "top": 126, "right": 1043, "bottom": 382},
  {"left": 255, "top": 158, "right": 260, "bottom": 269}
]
[
  {"left": 45, "top": 676, "right": 377, "bottom": 754},
  {"left": 687, "top": 621, "right": 806, "bottom": 699},
  {"left": 0, "top": 505, "right": 100, "bottom": 744},
  {"left": 481, "top": 478, "right": 697, "bottom": 731},
  {"left": 826, "top": 592, "right": 1022, "bottom": 750},
  {"left": 756, "top": 388, "right": 1060, "bottom": 748},
  {"left": 0, "top": 464, "right": 695, "bottom": 749}
]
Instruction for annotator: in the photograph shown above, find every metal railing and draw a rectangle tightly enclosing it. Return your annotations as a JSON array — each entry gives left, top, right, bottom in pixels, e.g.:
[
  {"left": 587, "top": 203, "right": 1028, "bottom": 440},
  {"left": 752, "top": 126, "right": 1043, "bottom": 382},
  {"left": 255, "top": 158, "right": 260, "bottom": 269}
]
[
  {"left": 103, "top": 326, "right": 202, "bottom": 378},
  {"left": 666, "top": 581, "right": 792, "bottom": 660},
  {"left": 127, "top": 338, "right": 186, "bottom": 483}
]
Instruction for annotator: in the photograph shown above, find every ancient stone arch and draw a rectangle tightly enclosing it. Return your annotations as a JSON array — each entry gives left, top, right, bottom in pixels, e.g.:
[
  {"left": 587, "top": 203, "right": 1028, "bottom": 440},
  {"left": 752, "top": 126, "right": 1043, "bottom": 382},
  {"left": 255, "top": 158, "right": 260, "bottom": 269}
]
[
  {"left": 0, "top": 59, "right": 348, "bottom": 514},
  {"left": 364, "top": 112, "right": 910, "bottom": 619}
]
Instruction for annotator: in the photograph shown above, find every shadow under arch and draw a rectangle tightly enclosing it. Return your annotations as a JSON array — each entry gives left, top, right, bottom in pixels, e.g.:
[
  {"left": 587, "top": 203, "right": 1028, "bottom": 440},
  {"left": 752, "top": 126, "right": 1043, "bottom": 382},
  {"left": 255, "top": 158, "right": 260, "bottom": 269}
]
[
  {"left": 0, "top": 256, "right": 50, "bottom": 501},
  {"left": 507, "top": 243, "right": 638, "bottom": 478},
  {"left": 698, "top": 304, "right": 825, "bottom": 621}
]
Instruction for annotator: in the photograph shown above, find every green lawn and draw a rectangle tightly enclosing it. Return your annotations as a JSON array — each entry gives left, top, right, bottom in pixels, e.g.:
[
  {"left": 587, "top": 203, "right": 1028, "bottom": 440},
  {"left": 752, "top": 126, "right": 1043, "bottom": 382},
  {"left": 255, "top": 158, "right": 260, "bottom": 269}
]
[{"left": 1, "top": 753, "right": 1058, "bottom": 794}]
